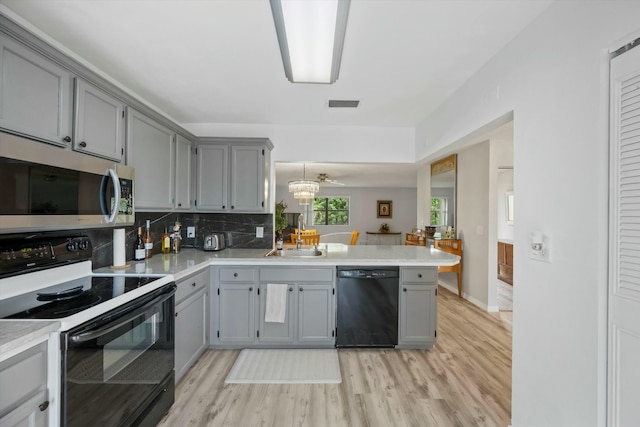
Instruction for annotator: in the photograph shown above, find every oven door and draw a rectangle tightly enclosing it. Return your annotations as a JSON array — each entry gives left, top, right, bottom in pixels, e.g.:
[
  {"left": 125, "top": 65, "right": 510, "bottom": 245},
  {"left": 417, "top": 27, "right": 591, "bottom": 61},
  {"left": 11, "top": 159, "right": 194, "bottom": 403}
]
[{"left": 61, "top": 284, "right": 176, "bottom": 427}]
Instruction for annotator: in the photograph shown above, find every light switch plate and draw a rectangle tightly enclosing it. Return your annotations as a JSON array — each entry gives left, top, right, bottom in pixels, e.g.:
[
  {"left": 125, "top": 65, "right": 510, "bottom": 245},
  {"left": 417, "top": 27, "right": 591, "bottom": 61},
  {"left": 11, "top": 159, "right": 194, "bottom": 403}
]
[
  {"left": 530, "top": 233, "right": 551, "bottom": 262},
  {"left": 187, "top": 226, "right": 195, "bottom": 238},
  {"left": 256, "top": 226, "right": 264, "bottom": 238}
]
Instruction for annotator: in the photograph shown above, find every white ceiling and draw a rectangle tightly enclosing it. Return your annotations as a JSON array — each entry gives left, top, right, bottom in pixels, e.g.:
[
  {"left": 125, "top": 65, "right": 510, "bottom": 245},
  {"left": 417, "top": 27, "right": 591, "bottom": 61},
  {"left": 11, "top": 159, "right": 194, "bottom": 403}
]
[
  {"left": 1, "top": 0, "right": 552, "bottom": 128},
  {"left": 1, "top": 0, "right": 534, "bottom": 188}
]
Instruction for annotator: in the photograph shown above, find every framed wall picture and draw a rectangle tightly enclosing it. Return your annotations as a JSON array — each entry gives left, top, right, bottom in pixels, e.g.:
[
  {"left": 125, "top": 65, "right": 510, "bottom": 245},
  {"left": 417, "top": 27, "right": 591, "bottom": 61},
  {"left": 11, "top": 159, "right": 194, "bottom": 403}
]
[{"left": 377, "top": 200, "right": 392, "bottom": 218}]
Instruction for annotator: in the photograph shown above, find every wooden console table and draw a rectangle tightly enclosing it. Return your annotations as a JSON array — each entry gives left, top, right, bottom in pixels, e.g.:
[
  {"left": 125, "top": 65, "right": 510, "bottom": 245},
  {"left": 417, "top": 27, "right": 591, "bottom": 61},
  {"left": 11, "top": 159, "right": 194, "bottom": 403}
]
[
  {"left": 365, "top": 231, "right": 402, "bottom": 245},
  {"left": 432, "top": 239, "right": 463, "bottom": 297}
]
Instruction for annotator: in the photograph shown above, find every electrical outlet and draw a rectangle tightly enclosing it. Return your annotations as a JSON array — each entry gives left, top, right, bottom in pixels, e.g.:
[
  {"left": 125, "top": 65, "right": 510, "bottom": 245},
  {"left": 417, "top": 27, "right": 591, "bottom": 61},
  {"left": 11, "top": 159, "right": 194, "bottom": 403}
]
[
  {"left": 187, "top": 226, "right": 195, "bottom": 238},
  {"left": 256, "top": 227, "right": 264, "bottom": 238}
]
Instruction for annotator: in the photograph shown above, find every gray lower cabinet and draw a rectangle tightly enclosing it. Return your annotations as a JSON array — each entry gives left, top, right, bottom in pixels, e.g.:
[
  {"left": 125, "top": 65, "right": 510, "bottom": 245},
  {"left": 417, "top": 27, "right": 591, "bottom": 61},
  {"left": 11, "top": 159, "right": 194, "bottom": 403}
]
[
  {"left": 0, "top": 341, "right": 49, "bottom": 426},
  {"left": 296, "top": 284, "right": 334, "bottom": 345},
  {"left": 398, "top": 267, "right": 438, "bottom": 349},
  {"left": 175, "top": 269, "right": 210, "bottom": 382},
  {"left": 257, "top": 283, "right": 295, "bottom": 344},
  {"left": 73, "top": 78, "right": 125, "bottom": 161},
  {"left": 214, "top": 266, "right": 335, "bottom": 348},
  {"left": 0, "top": 34, "right": 73, "bottom": 147}
]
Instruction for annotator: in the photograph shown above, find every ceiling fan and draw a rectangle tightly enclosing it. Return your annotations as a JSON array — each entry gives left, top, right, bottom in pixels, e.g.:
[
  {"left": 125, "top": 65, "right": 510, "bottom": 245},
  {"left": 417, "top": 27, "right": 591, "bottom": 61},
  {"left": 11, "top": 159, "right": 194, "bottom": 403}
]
[{"left": 318, "top": 173, "right": 345, "bottom": 185}]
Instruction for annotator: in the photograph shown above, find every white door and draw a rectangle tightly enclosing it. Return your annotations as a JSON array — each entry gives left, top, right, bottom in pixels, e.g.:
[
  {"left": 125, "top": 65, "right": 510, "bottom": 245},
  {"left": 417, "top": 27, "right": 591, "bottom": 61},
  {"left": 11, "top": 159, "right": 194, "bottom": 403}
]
[{"left": 609, "top": 41, "right": 640, "bottom": 427}]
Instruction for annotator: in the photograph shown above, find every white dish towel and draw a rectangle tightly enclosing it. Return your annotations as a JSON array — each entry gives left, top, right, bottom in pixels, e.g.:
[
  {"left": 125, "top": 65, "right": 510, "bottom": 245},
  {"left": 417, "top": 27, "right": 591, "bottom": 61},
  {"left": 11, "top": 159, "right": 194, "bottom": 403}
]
[{"left": 265, "top": 283, "right": 288, "bottom": 323}]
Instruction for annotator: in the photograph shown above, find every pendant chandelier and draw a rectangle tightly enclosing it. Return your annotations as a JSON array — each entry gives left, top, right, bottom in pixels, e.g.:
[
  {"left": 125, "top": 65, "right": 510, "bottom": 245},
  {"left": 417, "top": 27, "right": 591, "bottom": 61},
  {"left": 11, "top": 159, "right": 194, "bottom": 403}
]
[{"left": 289, "top": 163, "right": 319, "bottom": 205}]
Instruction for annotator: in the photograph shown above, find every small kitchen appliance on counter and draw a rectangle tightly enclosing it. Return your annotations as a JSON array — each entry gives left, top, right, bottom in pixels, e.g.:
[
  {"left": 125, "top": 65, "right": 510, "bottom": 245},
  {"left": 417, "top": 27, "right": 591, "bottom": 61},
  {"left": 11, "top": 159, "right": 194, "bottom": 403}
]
[{"left": 203, "top": 233, "right": 226, "bottom": 251}]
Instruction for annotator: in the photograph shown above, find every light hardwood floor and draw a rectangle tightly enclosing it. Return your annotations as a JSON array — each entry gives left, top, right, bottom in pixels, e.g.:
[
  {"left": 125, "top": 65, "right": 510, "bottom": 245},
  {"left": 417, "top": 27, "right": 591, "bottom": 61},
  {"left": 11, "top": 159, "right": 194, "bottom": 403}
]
[{"left": 159, "top": 287, "right": 512, "bottom": 426}]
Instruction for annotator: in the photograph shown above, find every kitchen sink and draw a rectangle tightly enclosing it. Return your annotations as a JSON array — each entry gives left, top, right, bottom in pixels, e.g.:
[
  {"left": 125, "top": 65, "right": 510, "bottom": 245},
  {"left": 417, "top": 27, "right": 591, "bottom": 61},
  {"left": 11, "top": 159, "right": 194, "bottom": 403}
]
[{"left": 265, "top": 248, "right": 325, "bottom": 257}]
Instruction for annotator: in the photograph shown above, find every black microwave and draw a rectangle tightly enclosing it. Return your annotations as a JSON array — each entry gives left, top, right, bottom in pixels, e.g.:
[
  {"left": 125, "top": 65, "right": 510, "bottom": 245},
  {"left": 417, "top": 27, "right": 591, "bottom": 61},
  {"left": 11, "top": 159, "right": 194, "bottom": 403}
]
[{"left": 0, "top": 133, "right": 135, "bottom": 232}]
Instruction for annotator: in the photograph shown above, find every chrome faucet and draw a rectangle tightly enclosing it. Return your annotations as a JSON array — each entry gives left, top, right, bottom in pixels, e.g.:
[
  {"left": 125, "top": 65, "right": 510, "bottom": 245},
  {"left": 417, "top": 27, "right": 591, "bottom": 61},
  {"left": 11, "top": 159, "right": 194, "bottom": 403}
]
[{"left": 297, "top": 213, "right": 304, "bottom": 249}]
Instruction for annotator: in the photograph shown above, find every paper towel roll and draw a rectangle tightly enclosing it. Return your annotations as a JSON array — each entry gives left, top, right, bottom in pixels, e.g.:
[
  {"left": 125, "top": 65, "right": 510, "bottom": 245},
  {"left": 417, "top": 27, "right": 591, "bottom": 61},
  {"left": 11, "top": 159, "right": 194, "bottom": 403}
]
[{"left": 113, "top": 228, "right": 126, "bottom": 267}]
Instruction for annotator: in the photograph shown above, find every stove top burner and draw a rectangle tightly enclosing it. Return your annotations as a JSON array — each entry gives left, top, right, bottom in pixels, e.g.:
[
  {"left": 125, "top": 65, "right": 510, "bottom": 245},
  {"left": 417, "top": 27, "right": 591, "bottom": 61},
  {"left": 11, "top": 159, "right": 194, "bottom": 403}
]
[
  {"left": 37, "top": 286, "right": 84, "bottom": 302},
  {"left": 1, "top": 275, "right": 161, "bottom": 319}
]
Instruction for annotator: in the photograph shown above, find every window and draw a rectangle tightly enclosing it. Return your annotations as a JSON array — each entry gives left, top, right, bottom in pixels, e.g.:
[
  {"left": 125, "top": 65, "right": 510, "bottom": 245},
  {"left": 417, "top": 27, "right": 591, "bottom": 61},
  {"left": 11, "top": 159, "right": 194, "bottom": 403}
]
[
  {"left": 430, "top": 197, "right": 448, "bottom": 226},
  {"left": 313, "top": 197, "right": 349, "bottom": 225}
]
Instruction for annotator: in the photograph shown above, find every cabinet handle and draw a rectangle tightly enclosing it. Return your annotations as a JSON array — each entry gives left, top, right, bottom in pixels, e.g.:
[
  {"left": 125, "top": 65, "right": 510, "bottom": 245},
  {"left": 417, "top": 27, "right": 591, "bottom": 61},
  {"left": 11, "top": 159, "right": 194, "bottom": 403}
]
[
  {"left": 178, "top": 202, "right": 182, "bottom": 207},
  {"left": 231, "top": 205, "right": 235, "bottom": 209},
  {"left": 249, "top": 287, "right": 253, "bottom": 292},
  {"left": 63, "top": 136, "right": 71, "bottom": 143},
  {"left": 403, "top": 288, "right": 407, "bottom": 292},
  {"left": 289, "top": 287, "right": 293, "bottom": 292},
  {"left": 418, "top": 274, "right": 422, "bottom": 278},
  {"left": 39, "top": 401, "right": 49, "bottom": 411},
  {"left": 191, "top": 282, "right": 196, "bottom": 287},
  {"left": 222, "top": 205, "right": 226, "bottom": 209},
  {"left": 79, "top": 141, "right": 87, "bottom": 148},
  {"left": 233, "top": 273, "right": 238, "bottom": 277},
  {"left": 299, "top": 287, "right": 303, "bottom": 292},
  {"left": 175, "top": 312, "right": 178, "bottom": 317}
]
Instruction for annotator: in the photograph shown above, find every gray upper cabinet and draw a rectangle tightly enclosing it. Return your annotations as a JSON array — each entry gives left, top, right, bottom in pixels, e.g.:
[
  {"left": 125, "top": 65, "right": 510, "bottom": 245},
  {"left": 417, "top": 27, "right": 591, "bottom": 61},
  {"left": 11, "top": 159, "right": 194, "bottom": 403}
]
[
  {"left": 230, "top": 144, "right": 266, "bottom": 212},
  {"left": 175, "top": 135, "right": 193, "bottom": 210},
  {"left": 0, "top": 34, "right": 73, "bottom": 147},
  {"left": 196, "top": 138, "right": 272, "bottom": 213},
  {"left": 73, "top": 79, "right": 125, "bottom": 161},
  {"left": 127, "top": 108, "right": 174, "bottom": 209},
  {"left": 195, "top": 144, "right": 228, "bottom": 211}
]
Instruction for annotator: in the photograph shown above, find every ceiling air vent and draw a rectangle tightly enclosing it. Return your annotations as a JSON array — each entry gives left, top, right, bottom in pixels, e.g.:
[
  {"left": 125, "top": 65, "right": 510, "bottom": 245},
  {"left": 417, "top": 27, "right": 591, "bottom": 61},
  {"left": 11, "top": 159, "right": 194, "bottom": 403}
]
[{"left": 328, "top": 100, "right": 360, "bottom": 108}]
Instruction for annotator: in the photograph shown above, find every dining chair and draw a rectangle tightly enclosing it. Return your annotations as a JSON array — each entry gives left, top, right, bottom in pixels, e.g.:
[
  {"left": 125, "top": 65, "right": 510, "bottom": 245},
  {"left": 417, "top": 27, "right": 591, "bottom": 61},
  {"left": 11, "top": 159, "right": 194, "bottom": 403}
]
[
  {"left": 290, "top": 229, "right": 318, "bottom": 243},
  {"left": 299, "top": 234, "right": 321, "bottom": 245},
  {"left": 350, "top": 230, "right": 360, "bottom": 245}
]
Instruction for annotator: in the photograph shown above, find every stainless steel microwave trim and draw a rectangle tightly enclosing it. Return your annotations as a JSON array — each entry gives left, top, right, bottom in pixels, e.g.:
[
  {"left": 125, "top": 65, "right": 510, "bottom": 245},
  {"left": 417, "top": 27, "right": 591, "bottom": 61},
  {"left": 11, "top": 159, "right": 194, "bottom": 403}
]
[{"left": 0, "top": 132, "right": 135, "bottom": 232}]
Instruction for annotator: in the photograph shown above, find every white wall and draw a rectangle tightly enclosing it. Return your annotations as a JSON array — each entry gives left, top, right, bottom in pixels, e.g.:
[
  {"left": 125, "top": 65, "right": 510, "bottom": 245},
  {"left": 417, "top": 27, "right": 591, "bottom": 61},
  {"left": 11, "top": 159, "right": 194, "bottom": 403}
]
[
  {"left": 454, "top": 141, "right": 490, "bottom": 307},
  {"left": 186, "top": 123, "right": 416, "bottom": 164},
  {"left": 276, "top": 185, "right": 417, "bottom": 244},
  {"left": 414, "top": 2, "right": 640, "bottom": 425}
]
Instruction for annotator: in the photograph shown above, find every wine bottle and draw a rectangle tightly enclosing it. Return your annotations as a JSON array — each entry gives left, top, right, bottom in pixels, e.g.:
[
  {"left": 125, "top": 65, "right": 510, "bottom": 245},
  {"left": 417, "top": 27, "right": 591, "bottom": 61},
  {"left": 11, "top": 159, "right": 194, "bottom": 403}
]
[
  {"left": 144, "top": 219, "right": 153, "bottom": 259},
  {"left": 134, "top": 226, "right": 146, "bottom": 261},
  {"left": 161, "top": 227, "right": 171, "bottom": 254}
]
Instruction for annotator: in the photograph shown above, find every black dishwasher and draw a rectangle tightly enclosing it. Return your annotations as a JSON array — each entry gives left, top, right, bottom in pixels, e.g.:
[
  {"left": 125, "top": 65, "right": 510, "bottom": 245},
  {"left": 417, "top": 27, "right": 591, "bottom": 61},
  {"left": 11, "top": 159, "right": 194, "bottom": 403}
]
[{"left": 336, "top": 266, "right": 399, "bottom": 348}]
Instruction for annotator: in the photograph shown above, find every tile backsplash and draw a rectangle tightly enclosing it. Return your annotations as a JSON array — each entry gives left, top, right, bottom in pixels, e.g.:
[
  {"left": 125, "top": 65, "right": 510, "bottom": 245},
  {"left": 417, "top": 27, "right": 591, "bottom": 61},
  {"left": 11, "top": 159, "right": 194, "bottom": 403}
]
[{"left": 0, "top": 212, "right": 273, "bottom": 270}]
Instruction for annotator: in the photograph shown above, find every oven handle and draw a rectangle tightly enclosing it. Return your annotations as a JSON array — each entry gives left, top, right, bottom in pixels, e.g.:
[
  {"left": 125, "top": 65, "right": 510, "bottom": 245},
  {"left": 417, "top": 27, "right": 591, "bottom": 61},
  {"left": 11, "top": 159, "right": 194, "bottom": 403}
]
[{"left": 69, "top": 288, "right": 174, "bottom": 343}]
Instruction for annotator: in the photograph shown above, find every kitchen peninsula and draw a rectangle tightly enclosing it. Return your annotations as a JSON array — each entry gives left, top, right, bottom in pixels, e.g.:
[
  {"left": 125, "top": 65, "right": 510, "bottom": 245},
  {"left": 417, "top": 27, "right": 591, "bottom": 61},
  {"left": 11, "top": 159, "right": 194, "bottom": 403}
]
[{"left": 92, "top": 244, "right": 459, "bottom": 379}]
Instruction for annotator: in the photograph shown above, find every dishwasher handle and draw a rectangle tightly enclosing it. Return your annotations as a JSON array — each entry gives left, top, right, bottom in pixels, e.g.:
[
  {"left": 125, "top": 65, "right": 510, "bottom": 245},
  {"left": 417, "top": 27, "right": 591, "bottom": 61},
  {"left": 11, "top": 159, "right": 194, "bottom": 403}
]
[{"left": 337, "top": 268, "right": 399, "bottom": 279}]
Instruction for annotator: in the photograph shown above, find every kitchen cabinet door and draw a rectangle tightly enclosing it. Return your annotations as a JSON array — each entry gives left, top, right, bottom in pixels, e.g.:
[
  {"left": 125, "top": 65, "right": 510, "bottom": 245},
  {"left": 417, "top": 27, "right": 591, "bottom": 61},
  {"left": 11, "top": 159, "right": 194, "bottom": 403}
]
[
  {"left": 257, "top": 284, "right": 296, "bottom": 344},
  {"left": 196, "top": 144, "right": 228, "bottom": 211},
  {"left": 175, "top": 135, "right": 193, "bottom": 210},
  {"left": 398, "top": 284, "right": 437, "bottom": 348},
  {"left": 230, "top": 144, "right": 265, "bottom": 212},
  {"left": 73, "top": 78, "right": 125, "bottom": 162},
  {"left": 296, "top": 284, "right": 334, "bottom": 345},
  {"left": 218, "top": 284, "right": 256, "bottom": 344},
  {"left": 175, "top": 288, "right": 208, "bottom": 382},
  {"left": 127, "top": 108, "right": 175, "bottom": 209},
  {"left": 0, "top": 34, "right": 73, "bottom": 147}
]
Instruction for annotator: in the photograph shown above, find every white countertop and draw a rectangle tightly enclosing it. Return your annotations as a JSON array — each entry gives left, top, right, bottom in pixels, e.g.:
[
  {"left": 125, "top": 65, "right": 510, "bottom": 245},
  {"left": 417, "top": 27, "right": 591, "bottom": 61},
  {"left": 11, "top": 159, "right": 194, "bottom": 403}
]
[
  {"left": 94, "top": 244, "right": 460, "bottom": 281},
  {"left": 2, "top": 244, "right": 459, "bottom": 356},
  {"left": 0, "top": 320, "right": 60, "bottom": 362}
]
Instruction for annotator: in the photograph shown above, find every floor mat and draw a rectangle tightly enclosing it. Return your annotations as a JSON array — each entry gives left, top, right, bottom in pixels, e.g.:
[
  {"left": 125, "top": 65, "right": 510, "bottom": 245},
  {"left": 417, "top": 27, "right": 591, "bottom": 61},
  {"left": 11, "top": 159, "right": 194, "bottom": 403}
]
[{"left": 225, "top": 349, "right": 341, "bottom": 384}]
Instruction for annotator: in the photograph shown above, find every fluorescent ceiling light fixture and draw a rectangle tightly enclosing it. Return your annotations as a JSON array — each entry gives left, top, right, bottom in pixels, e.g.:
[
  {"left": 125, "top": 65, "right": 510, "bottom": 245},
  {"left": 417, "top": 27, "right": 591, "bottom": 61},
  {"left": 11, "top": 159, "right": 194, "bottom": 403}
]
[{"left": 270, "top": 0, "right": 350, "bottom": 84}]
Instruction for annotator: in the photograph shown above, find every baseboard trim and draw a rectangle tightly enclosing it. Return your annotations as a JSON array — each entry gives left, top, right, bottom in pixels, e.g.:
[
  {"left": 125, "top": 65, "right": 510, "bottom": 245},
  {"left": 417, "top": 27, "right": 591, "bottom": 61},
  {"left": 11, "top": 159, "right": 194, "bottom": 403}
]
[{"left": 438, "top": 281, "right": 497, "bottom": 312}]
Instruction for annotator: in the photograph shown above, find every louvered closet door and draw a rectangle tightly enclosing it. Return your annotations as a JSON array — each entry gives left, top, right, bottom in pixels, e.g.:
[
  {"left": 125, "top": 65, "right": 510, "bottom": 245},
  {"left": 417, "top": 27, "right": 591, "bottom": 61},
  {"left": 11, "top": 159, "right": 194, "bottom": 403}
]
[{"left": 609, "top": 42, "right": 640, "bottom": 427}]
